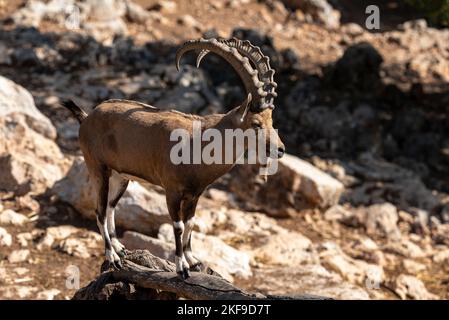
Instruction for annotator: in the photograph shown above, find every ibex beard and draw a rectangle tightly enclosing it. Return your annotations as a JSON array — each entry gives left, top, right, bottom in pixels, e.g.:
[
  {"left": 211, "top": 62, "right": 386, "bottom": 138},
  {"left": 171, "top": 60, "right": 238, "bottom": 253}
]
[{"left": 62, "top": 38, "right": 285, "bottom": 279}]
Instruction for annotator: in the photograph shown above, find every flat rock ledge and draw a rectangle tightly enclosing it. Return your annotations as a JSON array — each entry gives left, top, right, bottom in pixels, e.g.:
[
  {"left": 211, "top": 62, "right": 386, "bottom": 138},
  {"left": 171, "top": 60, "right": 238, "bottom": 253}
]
[{"left": 72, "top": 250, "right": 331, "bottom": 300}]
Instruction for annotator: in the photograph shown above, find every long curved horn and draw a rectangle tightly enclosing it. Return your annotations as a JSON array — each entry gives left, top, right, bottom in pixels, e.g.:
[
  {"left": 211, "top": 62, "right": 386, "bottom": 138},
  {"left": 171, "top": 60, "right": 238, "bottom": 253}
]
[
  {"left": 194, "top": 38, "right": 277, "bottom": 110},
  {"left": 176, "top": 38, "right": 268, "bottom": 111},
  {"left": 220, "top": 38, "right": 277, "bottom": 105}
]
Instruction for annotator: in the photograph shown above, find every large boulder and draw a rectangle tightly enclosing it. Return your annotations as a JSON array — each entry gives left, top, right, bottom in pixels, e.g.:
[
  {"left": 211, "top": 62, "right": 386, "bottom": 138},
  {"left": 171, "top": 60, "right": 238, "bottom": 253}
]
[
  {"left": 0, "top": 76, "right": 56, "bottom": 139},
  {"left": 52, "top": 157, "right": 171, "bottom": 234},
  {"left": 228, "top": 154, "right": 344, "bottom": 216},
  {"left": 0, "top": 76, "right": 66, "bottom": 194},
  {"left": 191, "top": 232, "right": 252, "bottom": 281}
]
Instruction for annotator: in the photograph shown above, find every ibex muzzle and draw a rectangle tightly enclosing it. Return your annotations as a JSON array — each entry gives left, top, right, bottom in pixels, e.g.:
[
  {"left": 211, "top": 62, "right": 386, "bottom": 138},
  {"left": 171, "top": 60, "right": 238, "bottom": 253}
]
[{"left": 62, "top": 38, "right": 284, "bottom": 279}]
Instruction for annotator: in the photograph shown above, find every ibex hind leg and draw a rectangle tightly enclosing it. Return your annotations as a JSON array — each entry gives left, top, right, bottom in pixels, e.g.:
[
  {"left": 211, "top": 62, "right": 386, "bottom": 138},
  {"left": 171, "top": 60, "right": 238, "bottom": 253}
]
[
  {"left": 167, "top": 193, "right": 190, "bottom": 279},
  {"left": 107, "top": 171, "right": 129, "bottom": 257},
  {"left": 183, "top": 221, "right": 203, "bottom": 272},
  {"left": 91, "top": 165, "right": 122, "bottom": 270}
]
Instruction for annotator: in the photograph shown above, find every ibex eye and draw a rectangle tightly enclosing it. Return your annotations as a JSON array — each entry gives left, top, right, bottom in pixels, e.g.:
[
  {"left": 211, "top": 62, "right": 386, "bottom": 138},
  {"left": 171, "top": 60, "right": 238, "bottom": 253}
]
[{"left": 252, "top": 122, "right": 262, "bottom": 129}]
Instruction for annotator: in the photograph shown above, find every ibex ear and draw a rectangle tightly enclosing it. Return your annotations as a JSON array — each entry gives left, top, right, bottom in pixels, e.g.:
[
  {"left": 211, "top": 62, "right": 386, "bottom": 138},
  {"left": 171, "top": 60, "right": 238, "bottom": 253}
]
[{"left": 236, "top": 93, "right": 252, "bottom": 123}]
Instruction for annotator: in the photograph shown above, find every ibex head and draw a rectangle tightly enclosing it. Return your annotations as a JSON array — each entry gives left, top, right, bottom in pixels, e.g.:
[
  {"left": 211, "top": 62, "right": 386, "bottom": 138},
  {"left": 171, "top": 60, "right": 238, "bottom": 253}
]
[{"left": 176, "top": 38, "right": 285, "bottom": 160}]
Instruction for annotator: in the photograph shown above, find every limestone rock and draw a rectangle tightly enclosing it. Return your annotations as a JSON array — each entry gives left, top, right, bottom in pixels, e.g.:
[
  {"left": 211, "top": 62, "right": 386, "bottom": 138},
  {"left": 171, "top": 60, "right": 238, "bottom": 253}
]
[
  {"left": 125, "top": 1, "right": 152, "bottom": 23},
  {"left": 192, "top": 233, "right": 253, "bottom": 281},
  {"left": 195, "top": 204, "right": 281, "bottom": 237},
  {"left": 121, "top": 231, "right": 175, "bottom": 261},
  {"left": 36, "top": 289, "right": 61, "bottom": 300},
  {"left": 58, "top": 238, "right": 91, "bottom": 259},
  {"left": 45, "top": 225, "right": 80, "bottom": 240},
  {"left": 0, "top": 285, "right": 38, "bottom": 299},
  {"left": 12, "top": 0, "right": 129, "bottom": 44},
  {"left": 150, "top": 1, "right": 177, "bottom": 13},
  {"left": 433, "top": 224, "right": 449, "bottom": 247},
  {"left": 402, "top": 259, "right": 426, "bottom": 274},
  {"left": 394, "top": 274, "right": 438, "bottom": 300},
  {"left": 433, "top": 249, "right": 449, "bottom": 263},
  {"left": 16, "top": 232, "right": 33, "bottom": 247},
  {"left": 245, "top": 264, "right": 370, "bottom": 299},
  {"left": 228, "top": 154, "right": 344, "bottom": 216},
  {"left": 345, "top": 154, "right": 439, "bottom": 211},
  {"left": 57, "top": 232, "right": 101, "bottom": 259},
  {"left": 0, "top": 76, "right": 56, "bottom": 139},
  {"left": 8, "top": 249, "right": 30, "bottom": 263},
  {"left": 0, "top": 227, "right": 12, "bottom": 247},
  {"left": 87, "top": 0, "right": 126, "bottom": 21},
  {"left": 177, "top": 15, "right": 203, "bottom": 31},
  {"left": 0, "top": 76, "right": 67, "bottom": 194},
  {"left": 0, "top": 210, "right": 29, "bottom": 226},
  {"left": 282, "top": 0, "right": 340, "bottom": 29},
  {"left": 0, "top": 113, "right": 66, "bottom": 194},
  {"left": 252, "top": 230, "right": 314, "bottom": 266},
  {"left": 355, "top": 203, "right": 401, "bottom": 241},
  {"left": 36, "top": 234, "right": 55, "bottom": 251},
  {"left": 280, "top": 154, "right": 344, "bottom": 207},
  {"left": 160, "top": 222, "right": 253, "bottom": 281},
  {"left": 319, "top": 242, "right": 383, "bottom": 286},
  {"left": 324, "top": 205, "right": 352, "bottom": 221},
  {"left": 383, "top": 239, "right": 426, "bottom": 259}
]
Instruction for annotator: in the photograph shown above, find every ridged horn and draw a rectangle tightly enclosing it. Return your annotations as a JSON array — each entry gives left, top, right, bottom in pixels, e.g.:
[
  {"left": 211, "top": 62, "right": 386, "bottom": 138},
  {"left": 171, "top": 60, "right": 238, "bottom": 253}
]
[
  {"left": 219, "top": 38, "right": 277, "bottom": 110},
  {"left": 176, "top": 38, "right": 266, "bottom": 111}
]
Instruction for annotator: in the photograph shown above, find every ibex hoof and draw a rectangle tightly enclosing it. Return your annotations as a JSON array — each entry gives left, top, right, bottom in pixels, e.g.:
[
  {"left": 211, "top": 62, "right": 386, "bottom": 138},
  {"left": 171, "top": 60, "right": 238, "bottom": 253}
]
[
  {"left": 106, "top": 249, "right": 123, "bottom": 270},
  {"left": 189, "top": 262, "right": 204, "bottom": 272},
  {"left": 109, "top": 259, "right": 123, "bottom": 270},
  {"left": 111, "top": 238, "right": 126, "bottom": 257},
  {"left": 178, "top": 268, "right": 191, "bottom": 280}
]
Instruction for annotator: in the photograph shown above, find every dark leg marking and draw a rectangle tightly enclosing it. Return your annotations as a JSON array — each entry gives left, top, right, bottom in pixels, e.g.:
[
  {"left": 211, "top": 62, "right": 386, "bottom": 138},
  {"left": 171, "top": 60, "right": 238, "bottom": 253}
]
[
  {"left": 166, "top": 193, "right": 190, "bottom": 279},
  {"left": 181, "top": 197, "right": 203, "bottom": 272}
]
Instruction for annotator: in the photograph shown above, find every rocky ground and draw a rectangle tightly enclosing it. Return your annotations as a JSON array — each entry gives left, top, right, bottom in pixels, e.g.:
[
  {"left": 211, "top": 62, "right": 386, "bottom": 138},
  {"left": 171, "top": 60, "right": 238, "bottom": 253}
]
[{"left": 1, "top": 0, "right": 449, "bottom": 300}]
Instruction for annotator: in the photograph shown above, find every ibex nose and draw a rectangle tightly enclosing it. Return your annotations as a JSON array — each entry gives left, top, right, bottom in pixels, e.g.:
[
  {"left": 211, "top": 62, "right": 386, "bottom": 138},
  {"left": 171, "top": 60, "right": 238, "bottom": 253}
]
[{"left": 277, "top": 146, "right": 285, "bottom": 158}]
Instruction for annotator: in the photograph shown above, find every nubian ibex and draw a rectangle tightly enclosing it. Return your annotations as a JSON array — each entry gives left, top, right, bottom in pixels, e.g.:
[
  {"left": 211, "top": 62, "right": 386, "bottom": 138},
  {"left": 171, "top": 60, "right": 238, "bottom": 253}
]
[{"left": 62, "top": 38, "right": 285, "bottom": 279}]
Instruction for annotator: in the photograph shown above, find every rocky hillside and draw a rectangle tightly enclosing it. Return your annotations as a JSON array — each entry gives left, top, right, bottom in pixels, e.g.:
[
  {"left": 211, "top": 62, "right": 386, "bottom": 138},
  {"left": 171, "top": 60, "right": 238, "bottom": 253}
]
[{"left": 0, "top": 0, "right": 448, "bottom": 299}]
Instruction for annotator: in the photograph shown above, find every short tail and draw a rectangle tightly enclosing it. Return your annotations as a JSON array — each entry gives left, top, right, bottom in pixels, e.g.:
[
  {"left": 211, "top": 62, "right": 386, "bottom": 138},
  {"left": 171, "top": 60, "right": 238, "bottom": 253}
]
[{"left": 61, "top": 100, "right": 88, "bottom": 123}]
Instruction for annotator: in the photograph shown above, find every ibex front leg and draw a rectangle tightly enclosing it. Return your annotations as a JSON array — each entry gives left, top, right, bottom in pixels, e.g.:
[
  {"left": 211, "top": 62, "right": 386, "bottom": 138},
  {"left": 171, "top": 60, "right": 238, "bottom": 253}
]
[
  {"left": 182, "top": 197, "right": 204, "bottom": 272},
  {"left": 167, "top": 193, "right": 190, "bottom": 279}
]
